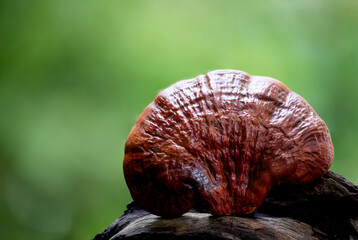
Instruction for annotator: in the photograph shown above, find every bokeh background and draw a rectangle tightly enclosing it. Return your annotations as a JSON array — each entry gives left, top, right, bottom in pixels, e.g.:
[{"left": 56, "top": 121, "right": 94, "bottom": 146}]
[{"left": 0, "top": 0, "right": 357, "bottom": 239}]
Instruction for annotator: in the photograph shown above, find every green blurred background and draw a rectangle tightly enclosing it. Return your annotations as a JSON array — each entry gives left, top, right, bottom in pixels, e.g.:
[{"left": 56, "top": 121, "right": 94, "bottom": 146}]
[{"left": 0, "top": 0, "right": 357, "bottom": 239}]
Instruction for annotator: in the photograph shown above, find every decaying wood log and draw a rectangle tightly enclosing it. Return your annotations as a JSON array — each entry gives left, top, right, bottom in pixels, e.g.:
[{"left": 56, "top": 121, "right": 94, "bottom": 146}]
[{"left": 94, "top": 171, "right": 358, "bottom": 240}]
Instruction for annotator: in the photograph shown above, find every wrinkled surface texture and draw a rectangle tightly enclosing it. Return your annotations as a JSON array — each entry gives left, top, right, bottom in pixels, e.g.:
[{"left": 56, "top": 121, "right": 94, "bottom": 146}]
[{"left": 123, "top": 70, "right": 334, "bottom": 217}]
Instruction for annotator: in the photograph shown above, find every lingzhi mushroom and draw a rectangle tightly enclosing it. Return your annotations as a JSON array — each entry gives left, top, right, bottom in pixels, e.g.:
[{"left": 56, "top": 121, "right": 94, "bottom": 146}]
[{"left": 123, "top": 69, "right": 334, "bottom": 217}]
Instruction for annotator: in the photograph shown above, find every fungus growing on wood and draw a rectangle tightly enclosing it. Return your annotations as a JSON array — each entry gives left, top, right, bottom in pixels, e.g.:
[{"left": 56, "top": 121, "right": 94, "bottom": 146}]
[{"left": 123, "top": 69, "right": 334, "bottom": 217}]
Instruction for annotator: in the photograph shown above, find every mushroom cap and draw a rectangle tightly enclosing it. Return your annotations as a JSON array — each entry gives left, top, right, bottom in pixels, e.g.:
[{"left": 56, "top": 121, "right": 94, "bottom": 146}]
[{"left": 123, "top": 69, "right": 334, "bottom": 217}]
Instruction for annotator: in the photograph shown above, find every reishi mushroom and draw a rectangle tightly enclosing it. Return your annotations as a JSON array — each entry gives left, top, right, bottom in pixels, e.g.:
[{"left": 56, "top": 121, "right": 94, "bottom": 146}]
[{"left": 123, "top": 69, "right": 334, "bottom": 217}]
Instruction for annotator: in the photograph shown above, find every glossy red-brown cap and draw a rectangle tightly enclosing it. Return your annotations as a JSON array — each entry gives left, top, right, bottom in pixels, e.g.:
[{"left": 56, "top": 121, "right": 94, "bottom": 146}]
[{"left": 123, "top": 69, "right": 334, "bottom": 217}]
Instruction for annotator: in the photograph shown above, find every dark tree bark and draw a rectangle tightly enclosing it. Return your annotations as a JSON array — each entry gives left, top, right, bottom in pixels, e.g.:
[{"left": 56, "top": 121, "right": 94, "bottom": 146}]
[{"left": 94, "top": 171, "right": 358, "bottom": 240}]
